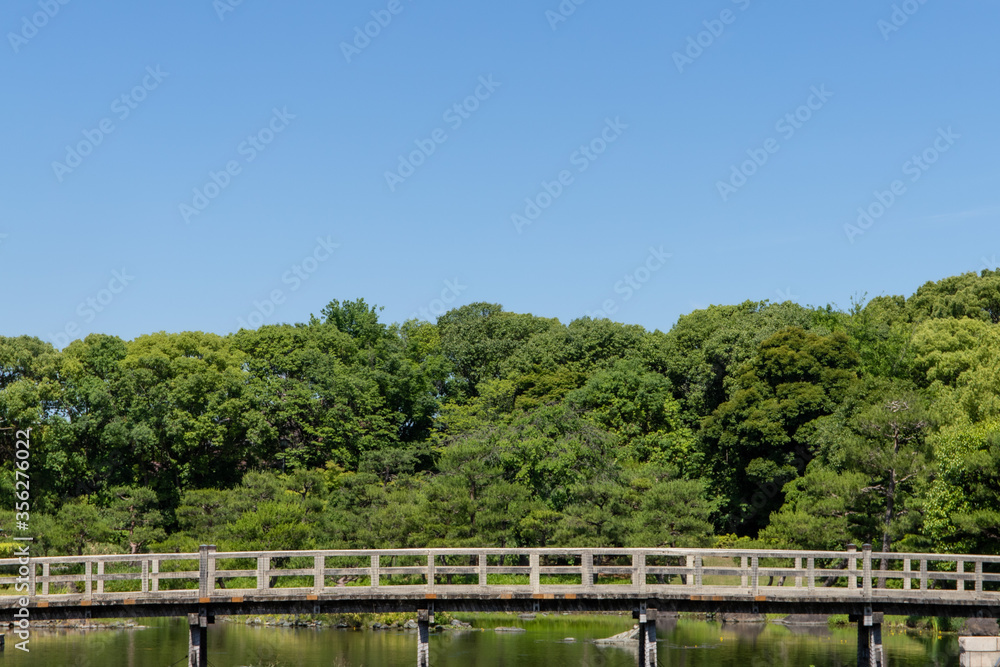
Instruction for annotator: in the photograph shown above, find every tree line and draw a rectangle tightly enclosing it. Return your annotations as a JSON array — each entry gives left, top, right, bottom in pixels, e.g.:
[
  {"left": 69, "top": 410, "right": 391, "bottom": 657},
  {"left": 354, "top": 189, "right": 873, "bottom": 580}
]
[{"left": 1, "top": 270, "right": 999, "bottom": 558}]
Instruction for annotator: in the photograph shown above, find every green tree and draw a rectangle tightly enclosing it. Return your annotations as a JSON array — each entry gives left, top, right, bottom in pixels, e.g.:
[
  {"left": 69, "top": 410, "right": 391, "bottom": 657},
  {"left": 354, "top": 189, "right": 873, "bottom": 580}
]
[
  {"left": 48, "top": 502, "right": 114, "bottom": 556},
  {"left": 320, "top": 298, "right": 388, "bottom": 347},
  {"left": 568, "top": 358, "right": 698, "bottom": 474},
  {"left": 841, "top": 392, "right": 932, "bottom": 582},
  {"left": 844, "top": 295, "right": 914, "bottom": 379},
  {"left": 224, "top": 500, "right": 312, "bottom": 551},
  {"left": 626, "top": 467, "right": 718, "bottom": 548},
  {"left": 504, "top": 317, "right": 648, "bottom": 409},
  {"left": 437, "top": 303, "right": 555, "bottom": 398},
  {"left": 906, "top": 269, "right": 1000, "bottom": 324},
  {"left": 910, "top": 318, "right": 1000, "bottom": 425},
  {"left": 702, "top": 327, "right": 859, "bottom": 533},
  {"left": 923, "top": 420, "right": 1000, "bottom": 554},
  {"left": 175, "top": 488, "right": 243, "bottom": 544},
  {"left": 657, "top": 301, "right": 819, "bottom": 422},
  {"left": 103, "top": 486, "right": 167, "bottom": 554},
  {"left": 760, "top": 467, "right": 867, "bottom": 550}
]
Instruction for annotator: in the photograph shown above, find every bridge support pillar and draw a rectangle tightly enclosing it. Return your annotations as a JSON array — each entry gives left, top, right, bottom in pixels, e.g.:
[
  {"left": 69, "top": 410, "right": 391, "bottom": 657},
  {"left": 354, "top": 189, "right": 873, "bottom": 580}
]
[
  {"left": 188, "top": 611, "right": 214, "bottom": 667},
  {"left": 634, "top": 607, "right": 657, "bottom": 667},
  {"left": 850, "top": 612, "right": 884, "bottom": 667},
  {"left": 417, "top": 609, "right": 431, "bottom": 667}
]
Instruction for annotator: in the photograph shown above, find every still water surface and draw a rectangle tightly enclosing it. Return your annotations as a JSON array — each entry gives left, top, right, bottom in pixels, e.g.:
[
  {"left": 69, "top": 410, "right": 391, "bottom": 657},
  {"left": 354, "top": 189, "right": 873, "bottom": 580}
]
[{"left": 7, "top": 615, "right": 961, "bottom": 667}]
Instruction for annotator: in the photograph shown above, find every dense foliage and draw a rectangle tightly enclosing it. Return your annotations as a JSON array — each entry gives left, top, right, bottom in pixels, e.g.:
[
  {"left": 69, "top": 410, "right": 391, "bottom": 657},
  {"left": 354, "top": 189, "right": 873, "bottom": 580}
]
[{"left": 3, "top": 273, "right": 1000, "bottom": 557}]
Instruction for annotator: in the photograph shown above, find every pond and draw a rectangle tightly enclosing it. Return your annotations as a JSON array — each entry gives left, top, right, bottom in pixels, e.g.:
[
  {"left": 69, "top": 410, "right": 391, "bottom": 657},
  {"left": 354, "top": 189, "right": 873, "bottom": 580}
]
[{"left": 5, "top": 614, "right": 962, "bottom": 667}]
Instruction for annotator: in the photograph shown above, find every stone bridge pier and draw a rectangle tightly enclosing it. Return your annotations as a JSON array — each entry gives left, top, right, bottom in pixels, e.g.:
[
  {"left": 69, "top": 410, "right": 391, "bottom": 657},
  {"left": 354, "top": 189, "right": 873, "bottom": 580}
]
[
  {"left": 417, "top": 609, "right": 430, "bottom": 667},
  {"left": 634, "top": 606, "right": 658, "bottom": 667},
  {"left": 186, "top": 611, "right": 214, "bottom": 667},
  {"left": 850, "top": 611, "right": 884, "bottom": 667}
]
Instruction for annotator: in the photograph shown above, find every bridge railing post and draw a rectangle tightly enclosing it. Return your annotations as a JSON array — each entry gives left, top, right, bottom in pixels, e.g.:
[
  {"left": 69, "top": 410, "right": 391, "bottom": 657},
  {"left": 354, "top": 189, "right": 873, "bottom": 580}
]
[
  {"left": 530, "top": 553, "right": 540, "bottom": 593},
  {"left": 207, "top": 548, "right": 216, "bottom": 595},
  {"left": 141, "top": 559, "right": 149, "bottom": 594},
  {"left": 807, "top": 557, "right": 815, "bottom": 589},
  {"left": 685, "top": 555, "right": 694, "bottom": 586},
  {"left": 975, "top": 560, "right": 983, "bottom": 593},
  {"left": 957, "top": 560, "right": 965, "bottom": 592},
  {"left": 478, "top": 553, "right": 488, "bottom": 587},
  {"left": 313, "top": 555, "right": 325, "bottom": 593},
  {"left": 151, "top": 558, "right": 159, "bottom": 593},
  {"left": 427, "top": 553, "right": 436, "bottom": 589},
  {"left": 633, "top": 552, "right": 647, "bottom": 592},
  {"left": 847, "top": 544, "right": 858, "bottom": 590},
  {"left": 740, "top": 556, "right": 749, "bottom": 588},
  {"left": 85, "top": 561, "right": 93, "bottom": 598},
  {"left": 96, "top": 561, "right": 104, "bottom": 595},
  {"left": 903, "top": 558, "right": 911, "bottom": 590},
  {"left": 794, "top": 557, "right": 802, "bottom": 588},
  {"left": 198, "top": 545, "right": 216, "bottom": 598},
  {"left": 370, "top": 554, "right": 380, "bottom": 588},
  {"left": 257, "top": 555, "right": 268, "bottom": 591},
  {"left": 751, "top": 556, "right": 759, "bottom": 595},
  {"left": 582, "top": 552, "right": 594, "bottom": 589},
  {"left": 41, "top": 563, "right": 49, "bottom": 596},
  {"left": 862, "top": 544, "right": 872, "bottom": 598},
  {"left": 919, "top": 559, "right": 927, "bottom": 591},
  {"left": 694, "top": 555, "right": 703, "bottom": 588}
]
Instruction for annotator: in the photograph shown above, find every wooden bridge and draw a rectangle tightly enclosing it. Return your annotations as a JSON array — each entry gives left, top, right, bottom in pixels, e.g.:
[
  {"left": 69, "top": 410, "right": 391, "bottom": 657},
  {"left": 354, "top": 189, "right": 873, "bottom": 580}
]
[{"left": 2, "top": 544, "right": 999, "bottom": 666}]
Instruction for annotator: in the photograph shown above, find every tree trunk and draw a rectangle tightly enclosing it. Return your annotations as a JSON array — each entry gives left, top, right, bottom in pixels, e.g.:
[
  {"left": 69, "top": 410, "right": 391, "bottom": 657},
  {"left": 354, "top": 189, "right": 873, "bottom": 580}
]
[
  {"left": 879, "top": 453, "right": 898, "bottom": 589},
  {"left": 823, "top": 559, "right": 847, "bottom": 587}
]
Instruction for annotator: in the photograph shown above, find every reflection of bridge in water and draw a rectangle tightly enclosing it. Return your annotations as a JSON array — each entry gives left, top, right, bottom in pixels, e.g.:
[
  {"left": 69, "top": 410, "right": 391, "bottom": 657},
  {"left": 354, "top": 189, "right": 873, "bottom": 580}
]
[{"left": 3, "top": 544, "right": 999, "bottom": 667}]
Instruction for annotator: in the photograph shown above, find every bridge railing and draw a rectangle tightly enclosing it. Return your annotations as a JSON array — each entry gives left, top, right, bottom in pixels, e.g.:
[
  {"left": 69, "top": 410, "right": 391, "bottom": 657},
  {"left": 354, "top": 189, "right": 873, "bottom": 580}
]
[{"left": 1, "top": 546, "right": 999, "bottom": 599}]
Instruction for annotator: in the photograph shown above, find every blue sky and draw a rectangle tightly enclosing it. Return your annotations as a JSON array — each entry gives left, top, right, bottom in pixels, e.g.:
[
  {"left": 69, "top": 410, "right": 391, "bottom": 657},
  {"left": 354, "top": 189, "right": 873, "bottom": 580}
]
[{"left": 2, "top": 0, "right": 998, "bottom": 346}]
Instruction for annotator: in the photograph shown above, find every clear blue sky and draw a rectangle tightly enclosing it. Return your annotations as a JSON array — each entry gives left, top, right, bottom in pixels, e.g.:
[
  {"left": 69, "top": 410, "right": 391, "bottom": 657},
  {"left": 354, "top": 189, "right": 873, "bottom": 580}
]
[{"left": 2, "top": 1, "right": 998, "bottom": 345}]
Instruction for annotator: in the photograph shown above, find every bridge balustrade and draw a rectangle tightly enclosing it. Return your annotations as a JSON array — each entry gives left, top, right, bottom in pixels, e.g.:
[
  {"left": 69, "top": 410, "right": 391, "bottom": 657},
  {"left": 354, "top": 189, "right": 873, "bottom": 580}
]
[{"left": 2, "top": 546, "right": 999, "bottom": 601}]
